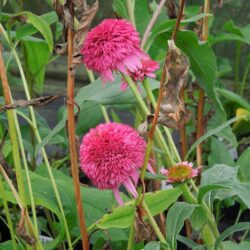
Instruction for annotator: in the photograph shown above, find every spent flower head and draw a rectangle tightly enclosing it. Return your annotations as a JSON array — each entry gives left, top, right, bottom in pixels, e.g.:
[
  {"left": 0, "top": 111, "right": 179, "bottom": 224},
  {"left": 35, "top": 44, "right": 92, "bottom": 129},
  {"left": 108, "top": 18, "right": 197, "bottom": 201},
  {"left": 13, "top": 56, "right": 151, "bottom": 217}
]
[
  {"left": 161, "top": 161, "right": 201, "bottom": 183},
  {"left": 79, "top": 122, "right": 146, "bottom": 205}
]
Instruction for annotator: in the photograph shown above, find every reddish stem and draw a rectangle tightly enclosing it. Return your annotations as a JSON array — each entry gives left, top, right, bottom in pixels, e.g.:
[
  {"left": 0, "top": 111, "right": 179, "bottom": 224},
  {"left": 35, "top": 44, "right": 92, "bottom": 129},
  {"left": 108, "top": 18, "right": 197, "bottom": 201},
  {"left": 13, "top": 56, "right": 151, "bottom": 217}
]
[{"left": 67, "top": 7, "right": 89, "bottom": 250}]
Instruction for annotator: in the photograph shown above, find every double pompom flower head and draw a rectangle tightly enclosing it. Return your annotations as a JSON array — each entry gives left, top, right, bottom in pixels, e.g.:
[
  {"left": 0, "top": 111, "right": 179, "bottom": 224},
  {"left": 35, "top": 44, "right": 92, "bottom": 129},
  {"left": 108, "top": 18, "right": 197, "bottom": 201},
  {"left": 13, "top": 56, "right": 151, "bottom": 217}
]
[
  {"left": 79, "top": 19, "right": 200, "bottom": 205},
  {"left": 81, "top": 18, "right": 159, "bottom": 86}
]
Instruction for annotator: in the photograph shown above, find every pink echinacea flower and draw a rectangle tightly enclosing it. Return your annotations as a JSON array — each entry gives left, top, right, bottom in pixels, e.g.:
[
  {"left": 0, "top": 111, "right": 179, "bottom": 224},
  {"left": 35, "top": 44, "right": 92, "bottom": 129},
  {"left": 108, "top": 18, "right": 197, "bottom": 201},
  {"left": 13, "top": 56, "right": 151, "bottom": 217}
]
[
  {"left": 120, "top": 58, "right": 160, "bottom": 91},
  {"left": 79, "top": 122, "right": 146, "bottom": 205},
  {"left": 81, "top": 19, "right": 148, "bottom": 83},
  {"left": 161, "top": 161, "right": 201, "bottom": 183}
]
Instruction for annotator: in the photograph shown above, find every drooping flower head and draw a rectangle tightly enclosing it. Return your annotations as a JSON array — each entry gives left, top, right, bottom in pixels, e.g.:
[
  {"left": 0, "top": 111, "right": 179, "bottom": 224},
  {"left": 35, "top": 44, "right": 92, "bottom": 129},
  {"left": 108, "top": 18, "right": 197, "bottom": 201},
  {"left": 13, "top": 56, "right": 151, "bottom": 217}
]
[
  {"left": 121, "top": 58, "right": 160, "bottom": 91},
  {"left": 81, "top": 19, "right": 147, "bottom": 83},
  {"left": 161, "top": 161, "right": 201, "bottom": 183},
  {"left": 79, "top": 122, "right": 146, "bottom": 205}
]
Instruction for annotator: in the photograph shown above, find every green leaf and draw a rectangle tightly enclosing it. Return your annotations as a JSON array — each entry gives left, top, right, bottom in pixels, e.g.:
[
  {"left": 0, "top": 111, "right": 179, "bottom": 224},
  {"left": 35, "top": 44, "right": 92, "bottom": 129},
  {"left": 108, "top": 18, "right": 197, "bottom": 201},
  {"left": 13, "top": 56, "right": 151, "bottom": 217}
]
[
  {"left": 217, "top": 57, "right": 232, "bottom": 77},
  {"left": 223, "top": 241, "right": 250, "bottom": 250},
  {"left": 216, "top": 88, "right": 250, "bottom": 112},
  {"left": 112, "top": 0, "right": 128, "bottom": 19},
  {"left": 209, "top": 20, "right": 250, "bottom": 45},
  {"left": 3, "top": 171, "right": 66, "bottom": 249},
  {"left": 185, "top": 117, "right": 240, "bottom": 160},
  {"left": 75, "top": 75, "right": 159, "bottom": 108},
  {"left": 190, "top": 206, "right": 207, "bottom": 231},
  {"left": 208, "top": 138, "right": 235, "bottom": 167},
  {"left": 35, "top": 115, "right": 66, "bottom": 155},
  {"left": 144, "top": 13, "right": 211, "bottom": 51},
  {"left": 198, "top": 183, "right": 231, "bottom": 204},
  {"left": 35, "top": 166, "right": 117, "bottom": 235},
  {"left": 215, "top": 223, "right": 250, "bottom": 250},
  {"left": 177, "top": 235, "right": 205, "bottom": 250},
  {"left": 237, "top": 147, "right": 250, "bottom": 182},
  {"left": 97, "top": 188, "right": 182, "bottom": 229},
  {"left": 0, "top": 241, "right": 23, "bottom": 250},
  {"left": 16, "top": 11, "right": 54, "bottom": 52},
  {"left": 201, "top": 164, "right": 250, "bottom": 208},
  {"left": 22, "top": 37, "right": 50, "bottom": 94},
  {"left": 16, "top": 11, "right": 58, "bottom": 41},
  {"left": 76, "top": 100, "right": 103, "bottom": 135},
  {"left": 2, "top": 140, "right": 11, "bottom": 158},
  {"left": 144, "top": 241, "right": 161, "bottom": 250},
  {"left": 166, "top": 202, "right": 196, "bottom": 250}
]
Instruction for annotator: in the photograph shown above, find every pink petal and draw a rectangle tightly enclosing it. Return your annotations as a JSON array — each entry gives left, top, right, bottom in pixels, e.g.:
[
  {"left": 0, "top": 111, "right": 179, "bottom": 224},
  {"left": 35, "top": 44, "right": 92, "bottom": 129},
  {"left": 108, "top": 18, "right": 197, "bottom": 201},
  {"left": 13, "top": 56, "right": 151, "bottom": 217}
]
[
  {"left": 123, "top": 178, "right": 138, "bottom": 198},
  {"left": 113, "top": 188, "right": 124, "bottom": 205},
  {"left": 147, "top": 163, "right": 156, "bottom": 174}
]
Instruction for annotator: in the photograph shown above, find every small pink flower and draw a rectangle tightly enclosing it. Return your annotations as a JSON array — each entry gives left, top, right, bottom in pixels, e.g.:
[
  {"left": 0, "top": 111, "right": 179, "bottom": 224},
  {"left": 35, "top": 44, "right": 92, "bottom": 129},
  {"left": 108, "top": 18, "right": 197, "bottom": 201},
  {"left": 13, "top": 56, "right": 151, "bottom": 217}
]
[
  {"left": 120, "top": 59, "right": 159, "bottom": 91},
  {"left": 160, "top": 161, "right": 201, "bottom": 183},
  {"left": 81, "top": 19, "right": 147, "bottom": 83},
  {"left": 79, "top": 122, "right": 146, "bottom": 205}
]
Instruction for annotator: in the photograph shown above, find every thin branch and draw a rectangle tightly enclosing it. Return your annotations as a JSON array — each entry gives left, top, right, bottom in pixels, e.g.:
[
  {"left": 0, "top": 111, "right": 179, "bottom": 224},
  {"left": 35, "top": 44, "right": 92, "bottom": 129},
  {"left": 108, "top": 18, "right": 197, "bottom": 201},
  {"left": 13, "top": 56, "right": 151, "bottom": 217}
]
[
  {"left": 67, "top": 2, "right": 89, "bottom": 249},
  {"left": 171, "top": 0, "right": 186, "bottom": 40},
  {"left": 196, "top": 0, "right": 210, "bottom": 166}
]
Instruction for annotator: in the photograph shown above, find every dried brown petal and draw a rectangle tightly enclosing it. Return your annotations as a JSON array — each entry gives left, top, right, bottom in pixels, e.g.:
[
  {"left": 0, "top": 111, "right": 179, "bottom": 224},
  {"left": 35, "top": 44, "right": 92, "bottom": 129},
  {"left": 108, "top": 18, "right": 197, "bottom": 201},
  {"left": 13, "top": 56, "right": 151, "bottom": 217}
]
[
  {"left": 71, "top": 0, "right": 99, "bottom": 71},
  {"left": 157, "top": 40, "right": 190, "bottom": 128}
]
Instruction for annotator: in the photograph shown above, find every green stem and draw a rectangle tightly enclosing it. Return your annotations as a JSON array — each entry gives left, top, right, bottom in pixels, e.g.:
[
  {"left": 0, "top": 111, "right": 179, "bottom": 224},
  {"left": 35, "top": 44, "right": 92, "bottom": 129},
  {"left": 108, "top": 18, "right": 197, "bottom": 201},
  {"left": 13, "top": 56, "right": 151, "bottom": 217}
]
[
  {"left": 126, "top": 205, "right": 136, "bottom": 250},
  {"left": 0, "top": 176, "right": 17, "bottom": 250},
  {"left": 12, "top": 109, "right": 38, "bottom": 234},
  {"left": 101, "top": 105, "right": 110, "bottom": 122},
  {"left": 126, "top": 0, "right": 135, "bottom": 26},
  {"left": 180, "top": 182, "right": 225, "bottom": 250},
  {"left": 142, "top": 200, "right": 167, "bottom": 245},
  {"left": 230, "top": 207, "right": 242, "bottom": 240},
  {"left": 240, "top": 59, "right": 250, "bottom": 96},
  {"left": 142, "top": 79, "right": 181, "bottom": 162},
  {"left": 123, "top": 74, "right": 174, "bottom": 166},
  {"left": 241, "top": 228, "right": 250, "bottom": 242},
  {"left": 86, "top": 68, "right": 95, "bottom": 82}
]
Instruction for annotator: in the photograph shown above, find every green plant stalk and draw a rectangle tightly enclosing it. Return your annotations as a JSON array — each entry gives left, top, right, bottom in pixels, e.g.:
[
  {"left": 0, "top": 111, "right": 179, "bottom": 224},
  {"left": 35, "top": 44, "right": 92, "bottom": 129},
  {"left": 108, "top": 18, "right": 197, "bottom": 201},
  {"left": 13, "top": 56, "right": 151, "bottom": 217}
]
[
  {"left": 179, "top": 183, "right": 216, "bottom": 249},
  {"left": 123, "top": 74, "right": 174, "bottom": 166},
  {"left": 126, "top": 205, "right": 136, "bottom": 250},
  {"left": 124, "top": 73, "right": 224, "bottom": 250},
  {"left": 0, "top": 176, "right": 17, "bottom": 250},
  {"left": 5, "top": 36, "right": 73, "bottom": 248},
  {"left": 101, "top": 105, "right": 110, "bottom": 122},
  {"left": 235, "top": 41, "right": 242, "bottom": 92},
  {"left": 126, "top": 0, "right": 135, "bottom": 26},
  {"left": 230, "top": 207, "right": 242, "bottom": 240},
  {"left": 142, "top": 79, "right": 181, "bottom": 162},
  {"left": 240, "top": 59, "right": 250, "bottom": 96},
  {"left": 142, "top": 200, "right": 168, "bottom": 245},
  {"left": 21, "top": 42, "right": 37, "bottom": 171},
  {"left": 180, "top": 182, "right": 225, "bottom": 250},
  {"left": 12, "top": 109, "right": 38, "bottom": 234},
  {"left": 124, "top": 75, "right": 171, "bottom": 249},
  {"left": 14, "top": 60, "right": 73, "bottom": 250},
  {"left": 0, "top": 48, "right": 25, "bottom": 204}
]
